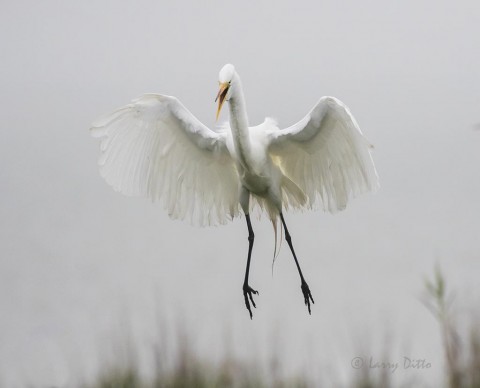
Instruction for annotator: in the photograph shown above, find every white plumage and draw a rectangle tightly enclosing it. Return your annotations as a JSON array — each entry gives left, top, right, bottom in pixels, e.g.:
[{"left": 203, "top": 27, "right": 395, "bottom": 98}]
[
  {"left": 90, "top": 88, "right": 377, "bottom": 225},
  {"left": 90, "top": 64, "right": 378, "bottom": 317},
  {"left": 91, "top": 94, "right": 240, "bottom": 226},
  {"left": 267, "top": 96, "right": 378, "bottom": 213}
]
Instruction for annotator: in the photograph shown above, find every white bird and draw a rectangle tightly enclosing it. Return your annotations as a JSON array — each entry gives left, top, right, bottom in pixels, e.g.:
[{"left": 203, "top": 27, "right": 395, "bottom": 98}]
[{"left": 90, "top": 64, "right": 378, "bottom": 318}]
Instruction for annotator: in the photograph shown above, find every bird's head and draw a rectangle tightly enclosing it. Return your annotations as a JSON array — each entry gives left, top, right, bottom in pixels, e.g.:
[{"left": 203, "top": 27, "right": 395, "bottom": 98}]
[{"left": 215, "top": 64, "right": 236, "bottom": 120}]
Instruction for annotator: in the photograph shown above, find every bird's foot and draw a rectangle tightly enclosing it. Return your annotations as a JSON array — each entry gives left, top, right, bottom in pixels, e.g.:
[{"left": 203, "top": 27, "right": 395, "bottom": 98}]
[
  {"left": 301, "top": 280, "right": 315, "bottom": 314},
  {"left": 243, "top": 283, "right": 259, "bottom": 319}
]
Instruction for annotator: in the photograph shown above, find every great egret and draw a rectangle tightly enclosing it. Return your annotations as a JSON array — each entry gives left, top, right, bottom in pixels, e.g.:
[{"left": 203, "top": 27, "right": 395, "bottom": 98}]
[{"left": 90, "top": 64, "right": 378, "bottom": 318}]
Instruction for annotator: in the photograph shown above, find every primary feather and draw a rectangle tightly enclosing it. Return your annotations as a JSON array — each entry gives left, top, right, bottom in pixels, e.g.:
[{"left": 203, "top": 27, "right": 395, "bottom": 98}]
[
  {"left": 267, "top": 96, "right": 378, "bottom": 212},
  {"left": 90, "top": 94, "right": 240, "bottom": 226}
]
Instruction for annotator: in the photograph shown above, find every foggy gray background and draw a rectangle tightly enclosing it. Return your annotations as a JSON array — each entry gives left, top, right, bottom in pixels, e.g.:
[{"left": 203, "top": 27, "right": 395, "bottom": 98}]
[{"left": 1, "top": 0, "right": 479, "bottom": 386}]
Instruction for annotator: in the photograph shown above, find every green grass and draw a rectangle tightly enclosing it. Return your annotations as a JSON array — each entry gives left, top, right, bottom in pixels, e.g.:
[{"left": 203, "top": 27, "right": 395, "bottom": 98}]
[
  {"left": 422, "top": 266, "right": 480, "bottom": 388},
  {"left": 71, "top": 267, "right": 480, "bottom": 387},
  {"left": 84, "top": 339, "right": 308, "bottom": 388}
]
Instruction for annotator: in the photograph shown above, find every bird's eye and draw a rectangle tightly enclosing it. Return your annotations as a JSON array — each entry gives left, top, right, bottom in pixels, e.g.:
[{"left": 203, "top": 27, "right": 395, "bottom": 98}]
[{"left": 229, "top": 81, "right": 231, "bottom": 85}]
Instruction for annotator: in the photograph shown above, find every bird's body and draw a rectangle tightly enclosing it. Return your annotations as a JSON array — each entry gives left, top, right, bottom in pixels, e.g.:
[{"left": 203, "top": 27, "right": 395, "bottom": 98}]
[
  {"left": 220, "top": 66, "right": 280, "bottom": 217},
  {"left": 227, "top": 118, "right": 282, "bottom": 211},
  {"left": 226, "top": 118, "right": 302, "bottom": 222},
  {"left": 90, "top": 64, "right": 378, "bottom": 318}
]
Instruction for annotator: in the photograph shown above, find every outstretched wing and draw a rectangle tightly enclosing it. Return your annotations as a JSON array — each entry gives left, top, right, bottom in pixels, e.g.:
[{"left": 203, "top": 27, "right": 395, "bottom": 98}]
[
  {"left": 267, "top": 96, "right": 378, "bottom": 212},
  {"left": 90, "top": 94, "right": 240, "bottom": 226}
]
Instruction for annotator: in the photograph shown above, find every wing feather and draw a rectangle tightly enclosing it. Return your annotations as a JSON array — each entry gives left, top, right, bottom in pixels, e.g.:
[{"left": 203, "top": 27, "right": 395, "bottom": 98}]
[
  {"left": 267, "top": 96, "right": 378, "bottom": 212},
  {"left": 90, "top": 94, "right": 240, "bottom": 226}
]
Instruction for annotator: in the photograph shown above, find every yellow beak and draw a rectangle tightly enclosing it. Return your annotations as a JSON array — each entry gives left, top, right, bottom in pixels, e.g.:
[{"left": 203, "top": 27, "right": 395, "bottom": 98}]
[{"left": 215, "top": 82, "right": 230, "bottom": 121}]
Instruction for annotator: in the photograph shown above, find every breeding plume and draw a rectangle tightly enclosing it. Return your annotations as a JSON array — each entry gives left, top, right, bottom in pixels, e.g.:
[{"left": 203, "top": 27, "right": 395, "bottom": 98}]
[{"left": 90, "top": 64, "right": 378, "bottom": 318}]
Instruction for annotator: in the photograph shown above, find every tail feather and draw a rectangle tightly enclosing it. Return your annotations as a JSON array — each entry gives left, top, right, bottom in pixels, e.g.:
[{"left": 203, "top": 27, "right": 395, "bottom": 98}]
[
  {"left": 271, "top": 217, "right": 283, "bottom": 276},
  {"left": 282, "top": 175, "right": 307, "bottom": 208}
]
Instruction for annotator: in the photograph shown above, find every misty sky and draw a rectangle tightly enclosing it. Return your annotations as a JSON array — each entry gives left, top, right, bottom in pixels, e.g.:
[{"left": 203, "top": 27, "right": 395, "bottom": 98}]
[{"left": 1, "top": 1, "right": 479, "bottom": 386}]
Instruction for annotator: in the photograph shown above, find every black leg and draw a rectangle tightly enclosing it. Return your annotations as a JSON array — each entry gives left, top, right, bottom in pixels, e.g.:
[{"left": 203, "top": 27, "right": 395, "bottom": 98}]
[
  {"left": 243, "top": 214, "right": 258, "bottom": 319},
  {"left": 279, "top": 212, "right": 314, "bottom": 314}
]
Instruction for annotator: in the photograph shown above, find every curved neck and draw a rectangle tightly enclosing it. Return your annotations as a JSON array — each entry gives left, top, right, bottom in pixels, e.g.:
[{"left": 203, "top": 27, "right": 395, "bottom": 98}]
[
  {"left": 228, "top": 77, "right": 249, "bottom": 130},
  {"left": 228, "top": 75, "right": 251, "bottom": 164}
]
